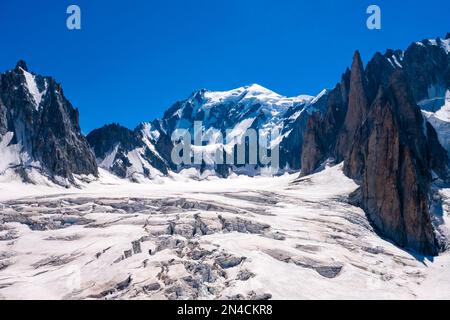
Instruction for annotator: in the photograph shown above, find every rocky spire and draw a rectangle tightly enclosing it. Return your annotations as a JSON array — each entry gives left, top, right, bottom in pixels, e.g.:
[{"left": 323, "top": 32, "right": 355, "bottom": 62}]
[
  {"left": 300, "top": 112, "right": 324, "bottom": 176},
  {"left": 345, "top": 72, "right": 442, "bottom": 255},
  {"left": 336, "top": 51, "right": 369, "bottom": 161},
  {"left": 300, "top": 46, "right": 449, "bottom": 255}
]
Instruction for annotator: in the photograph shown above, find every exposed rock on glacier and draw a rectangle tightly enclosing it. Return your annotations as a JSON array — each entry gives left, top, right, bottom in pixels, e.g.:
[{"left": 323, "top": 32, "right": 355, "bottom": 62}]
[
  {"left": 346, "top": 73, "right": 446, "bottom": 255},
  {"left": 0, "top": 61, "right": 98, "bottom": 185},
  {"left": 87, "top": 123, "right": 170, "bottom": 181},
  {"left": 300, "top": 36, "right": 450, "bottom": 255}
]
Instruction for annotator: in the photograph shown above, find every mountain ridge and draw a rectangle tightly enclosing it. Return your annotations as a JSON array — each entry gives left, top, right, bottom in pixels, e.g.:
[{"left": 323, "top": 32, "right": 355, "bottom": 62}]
[
  {"left": 300, "top": 35, "right": 450, "bottom": 255},
  {"left": 1, "top": 34, "right": 450, "bottom": 256},
  {"left": 0, "top": 60, "right": 98, "bottom": 186}
]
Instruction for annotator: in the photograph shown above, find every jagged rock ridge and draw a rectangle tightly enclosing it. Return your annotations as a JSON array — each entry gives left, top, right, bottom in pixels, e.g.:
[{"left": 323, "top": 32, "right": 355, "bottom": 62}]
[
  {"left": 88, "top": 84, "right": 329, "bottom": 179},
  {"left": 86, "top": 123, "right": 171, "bottom": 181},
  {"left": 0, "top": 61, "right": 98, "bottom": 185},
  {"left": 300, "top": 35, "right": 450, "bottom": 256}
]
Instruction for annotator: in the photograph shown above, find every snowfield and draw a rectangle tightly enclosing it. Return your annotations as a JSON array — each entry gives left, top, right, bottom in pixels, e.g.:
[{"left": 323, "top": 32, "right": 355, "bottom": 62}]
[{"left": 1, "top": 165, "right": 450, "bottom": 300}]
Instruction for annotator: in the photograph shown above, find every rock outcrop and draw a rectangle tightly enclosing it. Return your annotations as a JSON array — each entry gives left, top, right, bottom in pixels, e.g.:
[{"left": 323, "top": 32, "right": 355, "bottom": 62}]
[
  {"left": 300, "top": 70, "right": 350, "bottom": 176},
  {"left": 87, "top": 123, "right": 170, "bottom": 180},
  {"left": 300, "top": 36, "right": 450, "bottom": 255},
  {"left": 336, "top": 51, "right": 370, "bottom": 161},
  {"left": 345, "top": 73, "right": 446, "bottom": 255},
  {"left": 0, "top": 61, "right": 98, "bottom": 184},
  {"left": 403, "top": 40, "right": 450, "bottom": 107}
]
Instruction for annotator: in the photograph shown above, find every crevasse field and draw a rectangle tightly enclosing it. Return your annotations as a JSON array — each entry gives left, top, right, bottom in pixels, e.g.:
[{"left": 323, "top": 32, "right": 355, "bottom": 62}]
[{"left": 1, "top": 165, "right": 450, "bottom": 300}]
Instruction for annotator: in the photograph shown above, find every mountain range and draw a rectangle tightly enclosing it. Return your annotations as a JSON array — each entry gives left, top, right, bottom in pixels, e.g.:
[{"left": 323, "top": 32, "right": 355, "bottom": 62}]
[{"left": 1, "top": 33, "right": 450, "bottom": 256}]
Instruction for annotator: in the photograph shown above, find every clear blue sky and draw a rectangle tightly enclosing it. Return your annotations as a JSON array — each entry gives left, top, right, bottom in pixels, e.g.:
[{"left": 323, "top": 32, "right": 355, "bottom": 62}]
[{"left": 1, "top": 0, "right": 449, "bottom": 133}]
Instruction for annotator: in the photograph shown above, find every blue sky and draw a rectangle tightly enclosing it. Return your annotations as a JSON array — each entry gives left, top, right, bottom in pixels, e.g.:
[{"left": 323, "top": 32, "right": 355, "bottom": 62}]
[{"left": 1, "top": 0, "right": 449, "bottom": 133}]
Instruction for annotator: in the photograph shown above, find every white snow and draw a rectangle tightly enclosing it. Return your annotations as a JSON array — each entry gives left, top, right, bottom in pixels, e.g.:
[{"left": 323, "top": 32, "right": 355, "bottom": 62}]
[
  {"left": 416, "top": 38, "right": 450, "bottom": 54},
  {"left": 0, "top": 132, "right": 21, "bottom": 175},
  {"left": 202, "top": 84, "right": 313, "bottom": 117},
  {"left": 124, "top": 148, "right": 164, "bottom": 181},
  {"left": 392, "top": 55, "right": 403, "bottom": 68},
  {"left": 309, "top": 89, "right": 327, "bottom": 105},
  {"left": 175, "top": 84, "right": 315, "bottom": 133},
  {"left": 19, "top": 67, "right": 46, "bottom": 110},
  {"left": 431, "top": 90, "right": 450, "bottom": 122},
  {"left": 442, "top": 39, "right": 450, "bottom": 54},
  {"left": 1, "top": 165, "right": 450, "bottom": 300},
  {"left": 99, "top": 144, "right": 119, "bottom": 170},
  {"left": 0, "top": 132, "right": 49, "bottom": 185},
  {"left": 164, "top": 85, "right": 326, "bottom": 176},
  {"left": 422, "top": 90, "right": 450, "bottom": 152},
  {"left": 97, "top": 138, "right": 166, "bottom": 182},
  {"left": 225, "top": 118, "right": 256, "bottom": 144},
  {"left": 140, "top": 122, "right": 160, "bottom": 142}
]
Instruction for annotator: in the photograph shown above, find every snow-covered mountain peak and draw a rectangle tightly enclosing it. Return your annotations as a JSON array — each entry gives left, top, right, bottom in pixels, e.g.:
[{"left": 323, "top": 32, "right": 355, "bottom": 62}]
[
  {"left": 202, "top": 83, "right": 313, "bottom": 109},
  {"left": 159, "top": 83, "right": 318, "bottom": 137},
  {"left": 201, "top": 84, "right": 273, "bottom": 106},
  {"left": 244, "top": 83, "right": 273, "bottom": 92},
  {"left": 416, "top": 37, "right": 450, "bottom": 54}
]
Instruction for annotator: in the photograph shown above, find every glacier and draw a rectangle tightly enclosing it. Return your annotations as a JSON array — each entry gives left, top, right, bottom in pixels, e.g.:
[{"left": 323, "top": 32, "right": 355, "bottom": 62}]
[{"left": 1, "top": 165, "right": 450, "bottom": 299}]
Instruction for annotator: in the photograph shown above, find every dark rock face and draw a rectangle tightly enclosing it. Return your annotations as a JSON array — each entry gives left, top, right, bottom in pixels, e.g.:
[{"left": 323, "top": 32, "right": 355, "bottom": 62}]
[
  {"left": 300, "top": 112, "right": 326, "bottom": 176},
  {"left": 300, "top": 35, "right": 450, "bottom": 255},
  {"left": 0, "top": 61, "right": 98, "bottom": 184},
  {"left": 346, "top": 73, "right": 445, "bottom": 255},
  {"left": 87, "top": 123, "right": 141, "bottom": 159},
  {"left": 0, "top": 99, "right": 8, "bottom": 136},
  {"left": 336, "top": 51, "right": 370, "bottom": 162},
  {"left": 280, "top": 90, "right": 329, "bottom": 171},
  {"left": 145, "top": 120, "right": 175, "bottom": 170},
  {"left": 300, "top": 71, "right": 350, "bottom": 176},
  {"left": 87, "top": 124, "right": 141, "bottom": 178},
  {"left": 403, "top": 40, "right": 450, "bottom": 107},
  {"left": 86, "top": 122, "right": 170, "bottom": 180}
]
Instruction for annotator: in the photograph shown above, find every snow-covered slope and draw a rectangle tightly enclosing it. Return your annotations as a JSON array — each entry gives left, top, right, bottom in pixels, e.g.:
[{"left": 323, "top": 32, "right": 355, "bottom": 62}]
[
  {"left": 20, "top": 67, "right": 47, "bottom": 110},
  {"left": 423, "top": 90, "right": 450, "bottom": 153},
  {"left": 87, "top": 84, "right": 329, "bottom": 181},
  {"left": 86, "top": 123, "right": 171, "bottom": 182},
  {"left": 1, "top": 165, "right": 450, "bottom": 299},
  {"left": 163, "top": 84, "right": 314, "bottom": 129},
  {"left": 156, "top": 84, "right": 326, "bottom": 175}
]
